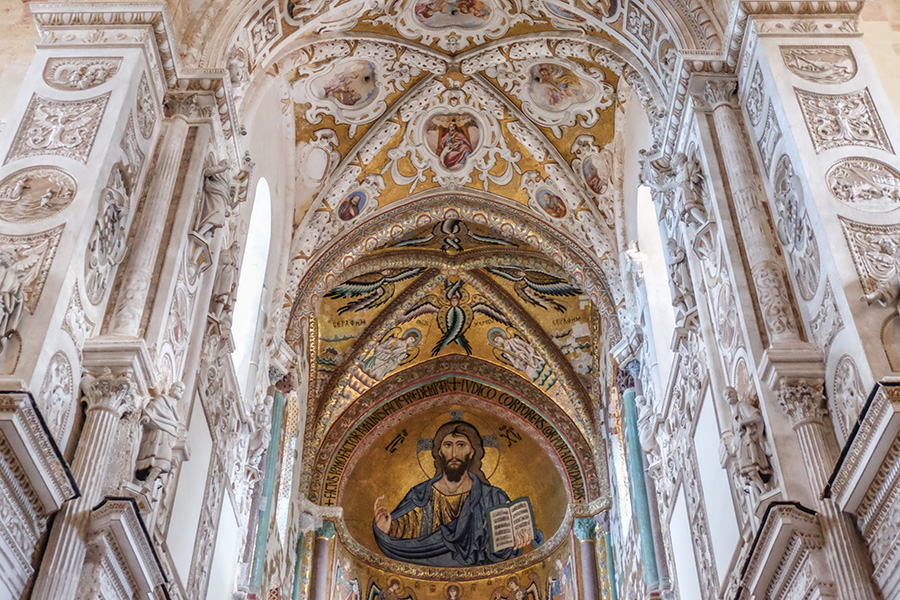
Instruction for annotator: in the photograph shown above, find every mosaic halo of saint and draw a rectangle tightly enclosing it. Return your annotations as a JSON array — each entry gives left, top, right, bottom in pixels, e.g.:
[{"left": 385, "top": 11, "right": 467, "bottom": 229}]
[
  {"left": 414, "top": 0, "right": 492, "bottom": 28},
  {"left": 373, "top": 413, "right": 543, "bottom": 567},
  {"left": 425, "top": 113, "right": 481, "bottom": 172}
]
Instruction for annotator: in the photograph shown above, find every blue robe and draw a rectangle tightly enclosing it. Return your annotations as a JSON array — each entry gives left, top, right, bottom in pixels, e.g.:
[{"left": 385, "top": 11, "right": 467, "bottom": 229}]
[{"left": 373, "top": 472, "right": 543, "bottom": 567}]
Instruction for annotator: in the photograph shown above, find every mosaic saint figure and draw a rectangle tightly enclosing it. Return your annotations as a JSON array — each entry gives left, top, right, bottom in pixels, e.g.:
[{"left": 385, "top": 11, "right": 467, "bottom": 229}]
[
  {"left": 361, "top": 328, "right": 420, "bottom": 381},
  {"left": 373, "top": 420, "right": 542, "bottom": 566}
]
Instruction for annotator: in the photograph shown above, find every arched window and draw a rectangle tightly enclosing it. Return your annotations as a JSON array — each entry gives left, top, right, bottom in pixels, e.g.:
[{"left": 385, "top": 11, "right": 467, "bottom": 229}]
[
  {"left": 636, "top": 184, "right": 675, "bottom": 386},
  {"left": 232, "top": 177, "right": 272, "bottom": 393}
]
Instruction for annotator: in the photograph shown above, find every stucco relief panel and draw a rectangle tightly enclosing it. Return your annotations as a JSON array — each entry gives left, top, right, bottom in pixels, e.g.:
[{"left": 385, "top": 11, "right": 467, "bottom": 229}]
[
  {"left": 5, "top": 93, "right": 110, "bottom": 165},
  {"left": 42, "top": 57, "right": 121, "bottom": 91},
  {"left": 794, "top": 88, "right": 892, "bottom": 154},
  {"left": 826, "top": 158, "right": 900, "bottom": 212},
  {"left": 780, "top": 46, "right": 857, "bottom": 85},
  {"left": 0, "top": 166, "right": 76, "bottom": 223}
]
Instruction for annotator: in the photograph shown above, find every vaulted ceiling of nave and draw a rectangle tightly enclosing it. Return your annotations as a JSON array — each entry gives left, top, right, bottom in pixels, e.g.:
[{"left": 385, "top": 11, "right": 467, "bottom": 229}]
[{"left": 172, "top": 0, "right": 731, "bottom": 512}]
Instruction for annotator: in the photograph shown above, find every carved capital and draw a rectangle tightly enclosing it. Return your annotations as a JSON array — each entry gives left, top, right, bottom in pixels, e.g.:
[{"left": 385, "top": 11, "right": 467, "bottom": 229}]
[
  {"left": 81, "top": 369, "right": 136, "bottom": 416},
  {"left": 573, "top": 517, "right": 597, "bottom": 541},
  {"left": 703, "top": 79, "right": 739, "bottom": 110},
  {"left": 777, "top": 379, "right": 829, "bottom": 428}
]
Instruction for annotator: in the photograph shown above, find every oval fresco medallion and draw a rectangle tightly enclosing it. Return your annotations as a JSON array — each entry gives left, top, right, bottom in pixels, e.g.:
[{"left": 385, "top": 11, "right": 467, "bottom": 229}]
[
  {"left": 535, "top": 188, "right": 567, "bottom": 219},
  {"left": 581, "top": 154, "right": 609, "bottom": 195},
  {"left": 0, "top": 166, "right": 76, "bottom": 223},
  {"left": 338, "top": 190, "right": 369, "bottom": 221},
  {"left": 314, "top": 61, "right": 378, "bottom": 109},
  {"left": 826, "top": 157, "right": 900, "bottom": 212},
  {"left": 543, "top": 1, "right": 586, "bottom": 22},
  {"left": 527, "top": 63, "right": 590, "bottom": 112},
  {"left": 414, "top": 0, "right": 492, "bottom": 28},
  {"left": 424, "top": 113, "right": 481, "bottom": 172}
]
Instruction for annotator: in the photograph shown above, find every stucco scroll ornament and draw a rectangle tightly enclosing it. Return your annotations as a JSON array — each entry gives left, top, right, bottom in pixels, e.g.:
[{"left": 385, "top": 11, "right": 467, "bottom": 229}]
[
  {"left": 369, "top": 0, "right": 532, "bottom": 52},
  {"left": 485, "top": 58, "right": 615, "bottom": 139},
  {"left": 840, "top": 217, "right": 900, "bottom": 314},
  {"left": 725, "top": 386, "right": 773, "bottom": 495},
  {"left": 5, "top": 93, "right": 109, "bottom": 164},
  {"left": 780, "top": 46, "right": 857, "bottom": 85},
  {"left": 85, "top": 163, "right": 131, "bottom": 305},
  {"left": 135, "top": 382, "right": 185, "bottom": 501},
  {"left": 292, "top": 47, "right": 423, "bottom": 136},
  {"left": 826, "top": 157, "right": 900, "bottom": 212},
  {"left": 833, "top": 354, "right": 866, "bottom": 439},
  {"left": 42, "top": 57, "right": 121, "bottom": 91},
  {"left": 745, "top": 64, "right": 765, "bottom": 127},
  {"left": 794, "top": 88, "right": 892, "bottom": 153},
  {"left": 773, "top": 155, "right": 820, "bottom": 301},
  {"left": 249, "top": 4, "right": 280, "bottom": 58},
  {"left": 386, "top": 80, "right": 518, "bottom": 190}
]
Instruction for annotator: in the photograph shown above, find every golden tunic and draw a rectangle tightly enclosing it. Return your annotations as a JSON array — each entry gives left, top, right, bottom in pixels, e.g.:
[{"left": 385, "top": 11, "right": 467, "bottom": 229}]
[{"left": 388, "top": 488, "right": 470, "bottom": 538}]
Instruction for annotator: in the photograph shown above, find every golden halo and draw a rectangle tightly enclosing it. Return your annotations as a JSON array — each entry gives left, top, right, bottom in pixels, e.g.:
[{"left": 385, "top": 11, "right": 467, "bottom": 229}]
[{"left": 416, "top": 408, "right": 500, "bottom": 480}]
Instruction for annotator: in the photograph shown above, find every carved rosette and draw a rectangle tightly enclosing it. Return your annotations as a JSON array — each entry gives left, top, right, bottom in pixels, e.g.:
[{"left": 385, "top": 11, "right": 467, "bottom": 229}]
[{"left": 777, "top": 379, "right": 829, "bottom": 428}]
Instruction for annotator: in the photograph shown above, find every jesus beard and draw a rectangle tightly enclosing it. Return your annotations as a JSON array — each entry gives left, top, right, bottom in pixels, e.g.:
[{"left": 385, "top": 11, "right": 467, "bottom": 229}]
[{"left": 441, "top": 454, "right": 473, "bottom": 482}]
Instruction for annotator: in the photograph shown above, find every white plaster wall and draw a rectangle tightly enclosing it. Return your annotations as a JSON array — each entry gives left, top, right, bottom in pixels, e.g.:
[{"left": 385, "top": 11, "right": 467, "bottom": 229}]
[
  {"left": 670, "top": 488, "right": 701, "bottom": 600},
  {"left": 206, "top": 491, "right": 241, "bottom": 600},
  {"left": 694, "top": 392, "right": 740, "bottom": 583},
  {"left": 167, "top": 395, "right": 213, "bottom": 584}
]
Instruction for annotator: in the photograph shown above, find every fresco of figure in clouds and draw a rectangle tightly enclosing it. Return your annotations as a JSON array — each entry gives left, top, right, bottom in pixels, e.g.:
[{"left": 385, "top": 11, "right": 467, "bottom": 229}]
[
  {"left": 527, "top": 63, "right": 588, "bottom": 111},
  {"left": 425, "top": 114, "right": 480, "bottom": 171},
  {"left": 535, "top": 188, "right": 567, "bottom": 219},
  {"left": 316, "top": 61, "right": 377, "bottom": 108},
  {"left": 582, "top": 153, "right": 611, "bottom": 195},
  {"left": 338, "top": 190, "right": 367, "bottom": 221},
  {"left": 413, "top": 0, "right": 492, "bottom": 28}
]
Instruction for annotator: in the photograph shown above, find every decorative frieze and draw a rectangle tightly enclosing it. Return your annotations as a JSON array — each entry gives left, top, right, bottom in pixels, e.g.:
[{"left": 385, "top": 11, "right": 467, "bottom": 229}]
[
  {"left": 826, "top": 157, "right": 900, "bottom": 212},
  {"left": 0, "top": 166, "right": 76, "bottom": 223},
  {"left": 795, "top": 88, "right": 892, "bottom": 154},
  {"left": 42, "top": 57, "right": 121, "bottom": 91},
  {"left": 780, "top": 46, "right": 857, "bottom": 84},
  {"left": 5, "top": 93, "right": 110, "bottom": 164}
]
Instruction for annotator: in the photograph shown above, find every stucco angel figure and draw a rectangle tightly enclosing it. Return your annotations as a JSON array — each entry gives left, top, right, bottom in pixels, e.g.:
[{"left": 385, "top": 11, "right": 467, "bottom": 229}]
[
  {"left": 135, "top": 382, "right": 185, "bottom": 491},
  {"left": 670, "top": 152, "right": 708, "bottom": 227},
  {"left": 194, "top": 159, "right": 233, "bottom": 239},
  {"left": 0, "top": 249, "right": 24, "bottom": 355},
  {"left": 725, "top": 386, "right": 772, "bottom": 495}
]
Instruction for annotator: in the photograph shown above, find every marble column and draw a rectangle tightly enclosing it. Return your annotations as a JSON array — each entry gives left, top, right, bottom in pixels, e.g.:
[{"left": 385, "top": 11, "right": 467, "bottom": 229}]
[
  {"left": 574, "top": 518, "right": 600, "bottom": 600},
  {"left": 32, "top": 370, "right": 136, "bottom": 600},
  {"left": 249, "top": 387, "right": 285, "bottom": 590},
  {"left": 777, "top": 379, "right": 880, "bottom": 600},
  {"left": 310, "top": 522, "right": 335, "bottom": 600},
  {"left": 107, "top": 116, "right": 190, "bottom": 336},
  {"left": 617, "top": 366, "right": 659, "bottom": 593}
]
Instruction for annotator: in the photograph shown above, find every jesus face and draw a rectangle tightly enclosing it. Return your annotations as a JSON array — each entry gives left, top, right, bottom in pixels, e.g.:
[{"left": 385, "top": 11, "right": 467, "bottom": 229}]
[{"left": 439, "top": 433, "right": 474, "bottom": 482}]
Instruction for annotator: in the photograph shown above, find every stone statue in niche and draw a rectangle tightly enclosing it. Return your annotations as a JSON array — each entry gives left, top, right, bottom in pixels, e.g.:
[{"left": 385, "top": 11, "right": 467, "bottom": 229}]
[
  {"left": 0, "top": 249, "right": 24, "bottom": 355},
  {"left": 725, "top": 386, "right": 772, "bottom": 495},
  {"left": 373, "top": 418, "right": 543, "bottom": 567},
  {"left": 665, "top": 238, "right": 694, "bottom": 316},
  {"left": 210, "top": 240, "right": 239, "bottom": 324},
  {"left": 135, "top": 382, "right": 185, "bottom": 494},
  {"left": 671, "top": 152, "right": 708, "bottom": 227},
  {"left": 194, "top": 159, "right": 234, "bottom": 240}
]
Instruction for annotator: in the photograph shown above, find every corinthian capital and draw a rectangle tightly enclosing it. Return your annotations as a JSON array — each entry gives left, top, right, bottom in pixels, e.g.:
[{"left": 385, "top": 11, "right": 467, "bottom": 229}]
[
  {"left": 703, "top": 79, "right": 739, "bottom": 110},
  {"left": 777, "top": 379, "right": 829, "bottom": 428},
  {"left": 81, "top": 368, "right": 136, "bottom": 416}
]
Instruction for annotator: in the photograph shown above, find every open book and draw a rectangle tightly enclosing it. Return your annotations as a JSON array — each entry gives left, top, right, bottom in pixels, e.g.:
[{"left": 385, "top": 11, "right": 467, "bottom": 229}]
[{"left": 486, "top": 497, "right": 536, "bottom": 553}]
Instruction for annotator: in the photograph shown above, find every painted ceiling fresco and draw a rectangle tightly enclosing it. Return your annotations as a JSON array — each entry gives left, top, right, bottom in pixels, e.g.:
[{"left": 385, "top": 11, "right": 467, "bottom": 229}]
[{"left": 218, "top": 0, "right": 728, "bottom": 579}]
